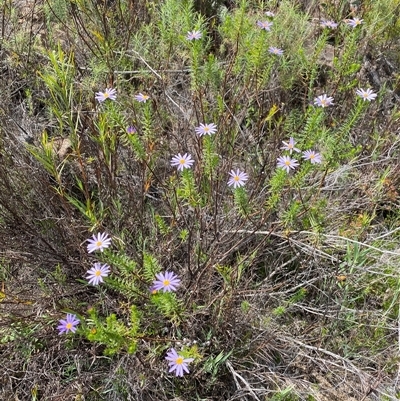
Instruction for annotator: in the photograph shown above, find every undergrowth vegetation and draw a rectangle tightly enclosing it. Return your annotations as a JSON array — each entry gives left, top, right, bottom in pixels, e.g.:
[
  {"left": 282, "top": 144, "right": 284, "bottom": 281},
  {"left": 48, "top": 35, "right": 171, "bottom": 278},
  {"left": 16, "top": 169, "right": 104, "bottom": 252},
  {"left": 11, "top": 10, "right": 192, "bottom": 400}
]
[{"left": 1, "top": 0, "right": 400, "bottom": 400}]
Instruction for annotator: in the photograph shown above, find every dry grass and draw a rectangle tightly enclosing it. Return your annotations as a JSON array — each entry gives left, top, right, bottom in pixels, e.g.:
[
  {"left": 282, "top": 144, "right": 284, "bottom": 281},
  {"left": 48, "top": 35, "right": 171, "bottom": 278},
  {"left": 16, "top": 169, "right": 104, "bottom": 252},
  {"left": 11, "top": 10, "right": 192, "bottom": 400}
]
[{"left": 0, "top": 0, "right": 400, "bottom": 400}]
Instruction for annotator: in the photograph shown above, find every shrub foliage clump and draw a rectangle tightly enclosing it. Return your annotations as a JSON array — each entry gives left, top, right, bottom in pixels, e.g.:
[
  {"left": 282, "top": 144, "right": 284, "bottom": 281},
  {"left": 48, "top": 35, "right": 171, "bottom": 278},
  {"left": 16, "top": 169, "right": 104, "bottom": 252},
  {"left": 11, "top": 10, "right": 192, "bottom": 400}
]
[{"left": 1, "top": 0, "right": 400, "bottom": 399}]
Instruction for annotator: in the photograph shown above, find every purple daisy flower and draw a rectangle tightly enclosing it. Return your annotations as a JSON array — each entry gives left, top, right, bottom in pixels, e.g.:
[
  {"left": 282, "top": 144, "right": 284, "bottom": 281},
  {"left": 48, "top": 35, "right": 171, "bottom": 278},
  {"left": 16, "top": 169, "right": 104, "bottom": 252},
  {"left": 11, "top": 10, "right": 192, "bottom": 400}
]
[
  {"left": 86, "top": 232, "right": 112, "bottom": 253},
  {"left": 127, "top": 125, "right": 137, "bottom": 134},
  {"left": 314, "top": 94, "right": 334, "bottom": 108},
  {"left": 149, "top": 284, "right": 158, "bottom": 294},
  {"left": 346, "top": 17, "right": 363, "bottom": 28},
  {"left": 134, "top": 93, "right": 150, "bottom": 103},
  {"left": 195, "top": 123, "right": 217, "bottom": 137},
  {"left": 186, "top": 30, "right": 202, "bottom": 40},
  {"left": 302, "top": 150, "right": 322, "bottom": 164},
  {"left": 268, "top": 46, "right": 284, "bottom": 55},
  {"left": 257, "top": 20, "right": 273, "bottom": 31},
  {"left": 356, "top": 88, "right": 377, "bottom": 102},
  {"left": 228, "top": 169, "right": 249, "bottom": 188},
  {"left": 57, "top": 313, "right": 80, "bottom": 334},
  {"left": 277, "top": 155, "right": 299, "bottom": 173},
  {"left": 95, "top": 88, "right": 117, "bottom": 103},
  {"left": 86, "top": 262, "right": 111, "bottom": 285},
  {"left": 170, "top": 153, "right": 194, "bottom": 171},
  {"left": 152, "top": 271, "right": 181, "bottom": 292},
  {"left": 281, "top": 137, "right": 301, "bottom": 154},
  {"left": 320, "top": 19, "right": 338, "bottom": 29},
  {"left": 165, "top": 348, "right": 194, "bottom": 377}
]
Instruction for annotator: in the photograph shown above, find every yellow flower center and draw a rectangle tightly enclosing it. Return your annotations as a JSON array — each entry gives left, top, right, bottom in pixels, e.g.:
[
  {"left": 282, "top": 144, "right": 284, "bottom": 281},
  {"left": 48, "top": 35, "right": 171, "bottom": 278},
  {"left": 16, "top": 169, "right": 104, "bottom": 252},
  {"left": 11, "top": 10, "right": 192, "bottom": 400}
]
[
  {"left": 321, "top": 99, "right": 327, "bottom": 106},
  {"left": 96, "top": 241, "right": 102, "bottom": 247},
  {"left": 66, "top": 323, "right": 72, "bottom": 330},
  {"left": 179, "top": 159, "right": 185, "bottom": 164},
  {"left": 95, "top": 270, "right": 102, "bottom": 276},
  {"left": 204, "top": 127, "right": 209, "bottom": 132},
  {"left": 309, "top": 154, "right": 315, "bottom": 159},
  {"left": 104, "top": 92, "right": 109, "bottom": 98},
  {"left": 163, "top": 279, "right": 170, "bottom": 287},
  {"left": 363, "top": 93, "right": 368, "bottom": 98},
  {"left": 175, "top": 357, "right": 184, "bottom": 365},
  {"left": 234, "top": 175, "right": 239, "bottom": 181},
  {"left": 288, "top": 143, "right": 293, "bottom": 148},
  {"left": 285, "top": 160, "right": 291, "bottom": 166}
]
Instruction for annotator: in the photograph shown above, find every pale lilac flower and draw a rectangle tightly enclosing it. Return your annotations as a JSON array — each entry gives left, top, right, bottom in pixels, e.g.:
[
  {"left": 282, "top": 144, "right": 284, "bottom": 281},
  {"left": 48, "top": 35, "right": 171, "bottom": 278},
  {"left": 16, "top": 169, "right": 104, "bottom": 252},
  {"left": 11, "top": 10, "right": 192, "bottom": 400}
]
[
  {"left": 356, "top": 88, "right": 377, "bottom": 102},
  {"left": 302, "top": 150, "right": 322, "bottom": 164},
  {"left": 186, "top": 30, "right": 202, "bottom": 40},
  {"left": 281, "top": 137, "right": 300, "bottom": 154},
  {"left": 277, "top": 155, "right": 299, "bottom": 173},
  {"left": 170, "top": 153, "right": 194, "bottom": 171},
  {"left": 95, "top": 88, "right": 117, "bottom": 103},
  {"left": 346, "top": 17, "right": 363, "bottom": 28},
  {"left": 57, "top": 314, "right": 80, "bottom": 334},
  {"left": 134, "top": 93, "right": 150, "bottom": 103},
  {"left": 265, "top": 11, "right": 275, "bottom": 17},
  {"left": 127, "top": 125, "right": 137, "bottom": 134},
  {"left": 228, "top": 169, "right": 249, "bottom": 188},
  {"left": 268, "top": 46, "right": 284, "bottom": 55},
  {"left": 314, "top": 94, "right": 334, "bottom": 108},
  {"left": 257, "top": 20, "right": 273, "bottom": 31},
  {"left": 152, "top": 271, "right": 181, "bottom": 292},
  {"left": 165, "top": 348, "right": 194, "bottom": 377},
  {"left": 195, "top": 123, "right": 217, "bottom": 136},
  {"left": 320, "top": 19, "right": 338, "bottom": 29},
  {"left": 149, "top": 284, "right": 158, "bottom": 294},
  {"left": 87, "top": 232, "right": 112, "bottom": 253},
  {"left": 86, "top": 262, "right": 111, "bottom": 285}
]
